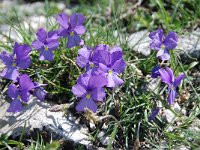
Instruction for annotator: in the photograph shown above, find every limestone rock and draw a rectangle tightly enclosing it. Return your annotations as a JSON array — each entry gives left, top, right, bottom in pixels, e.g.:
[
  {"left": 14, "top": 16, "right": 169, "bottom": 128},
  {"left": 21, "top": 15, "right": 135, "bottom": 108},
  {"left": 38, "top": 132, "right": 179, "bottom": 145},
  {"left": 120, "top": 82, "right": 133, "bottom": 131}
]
[{"left": 0, "top": 98, "right": 91, "bottom": 147}]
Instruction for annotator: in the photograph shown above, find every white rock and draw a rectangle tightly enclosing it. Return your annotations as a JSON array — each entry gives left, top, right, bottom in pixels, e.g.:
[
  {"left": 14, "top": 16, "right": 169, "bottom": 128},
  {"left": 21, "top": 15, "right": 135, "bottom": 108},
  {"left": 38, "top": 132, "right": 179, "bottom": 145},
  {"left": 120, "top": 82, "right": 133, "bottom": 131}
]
[
  {"left": 172, "top": 102, "right": 181, "bottom": 113},
  {"left": 97, "top": 131, "right": 111, "bottom": 146},
  {"left": 0, "top": 98, "right": 91, "bottom": 147},
  {"left": 162, "top": 109, "right": 176, "bottom": 123},
  {"left": 128, "top": 30, "right": 151, "bottom": 56}
]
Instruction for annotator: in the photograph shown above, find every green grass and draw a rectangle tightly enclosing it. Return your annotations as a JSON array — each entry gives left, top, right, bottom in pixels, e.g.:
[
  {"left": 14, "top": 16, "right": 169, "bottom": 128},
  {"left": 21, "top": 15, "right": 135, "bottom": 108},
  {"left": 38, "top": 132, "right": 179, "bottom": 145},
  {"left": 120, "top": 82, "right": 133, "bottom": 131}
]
[{"left": 0, "top": 0, "right": 200, "bottom": 149}]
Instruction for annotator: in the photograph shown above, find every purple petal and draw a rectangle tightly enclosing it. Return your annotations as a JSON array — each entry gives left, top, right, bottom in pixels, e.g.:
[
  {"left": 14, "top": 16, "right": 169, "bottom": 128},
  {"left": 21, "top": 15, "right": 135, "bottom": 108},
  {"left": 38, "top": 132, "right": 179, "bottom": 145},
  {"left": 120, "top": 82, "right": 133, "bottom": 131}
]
[
  {"left": 36, "top": 28, "right": 47, "bottom": 43},
  {"left": 0, "top": 51, "right": 13, "bottom": 66},
  {"left": 14, "top": 42, "right": 32, "bottom": 60},
  {"left": 39, "top": 50, "right": 54, "bottom": 61},
  {"left": 70, "top": 13, "right": 85, "bottom": 29},
  {"left": 111, "top": 59, "right": 126, "bottom": 74},
  {"left": 7, "top": 99, "right": 22, "bottom": 113},
  {"left": 94, "top": 44, "right": 109, "bottom": 52},
  {"left": 74, "top": 25, "right": 86, "bottom": 35},
  {"left": 91, "top": 88, "right": 106, "bottom": 101},
  {"left": 174, "top": 73, "right": 185, "bottom": 88},
  {"left": 7, "top": 84, "right": 19, "bottom": 99},
  {"left": 72, "top": 83, "right": 87, "bottom": 97},
  {"left": 77, "top": 73, "right": 91, "bottom": 88},
  {"left": 66, "top": 33, "right": 81, "bottom": 48},
  {"left": 97, "top": 63, "right": 109, "bottom": 74},
  {"left": 16, "top": 56, "right": 31, "bottom": 69},
  {"left": 32, "top": 40, "right": 44, "bottom": 50},
  {"left": 159, "top": 67, "right": 174, "bottom": 85},
  {"left": 20, "top": 91, "right": 30, "bottom": 102},
  {"left": 92, "top": 49, "right": 111, "bottom": 66},
  {"left": 149, "top": 28, "right": 163, "bottom": 40},
  {"left": 151, "top": 65, "right": 160, "bottom": 78},
  {"left": 19, "top": 74, "right": 35, "bottom": 92},
  {"left": 75, "top": 97, "right": 97, "bottom": 113},
  {"left": 110, "top": 46, "right": 122, "bottom": 65},
  {"left": 168, "top": 89, "right": 176, "bottom": 105},
  {"left": 88, "top": 74, "right": 107, "bottom": 89},
  {"left": 149, "top": 29, "right": 163, "bottom": 50},
  {"left": 0, "top": 67, "right": 19, "bottom": 82},
  {"left": 33, "top": 86, "right": 46, "bottom": 101},
  {"left": 158, "top": 50, "right": 170, "bottom": 61},
  {"left": 57, "top": 12, "right": 69, "bottom": 29},
  {"left": 107, "top": 74, "right": 124, "bottom": 88},
  {"left": 48, "top": 30, "right": 59, "bottom": 39},
  {"left": 148, "top": 107, "right": 160, "bottom": 121},
  {"left": 164, "top": 32, "right": 178, "bottom": 50},
  {"left": 46, "top": 39, "right": 59, "bottom": 50},
  {"left": 76, "top": 46, "right": 92, "bottom": 68},
  {"left": 57, "top": 28, "right": 69, "bottom": 37}
]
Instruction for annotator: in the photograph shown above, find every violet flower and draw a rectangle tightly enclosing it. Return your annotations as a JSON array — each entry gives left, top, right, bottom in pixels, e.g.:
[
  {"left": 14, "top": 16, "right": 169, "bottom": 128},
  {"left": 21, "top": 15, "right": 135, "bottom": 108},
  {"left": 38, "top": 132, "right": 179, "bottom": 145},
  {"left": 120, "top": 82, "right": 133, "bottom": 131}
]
[
  {"left": 149, "top": 29, "right": 178, "bottom": 60},
  {"left": 151, "top": 65, "right": 161, "bottom": 78},
  {"left": 33, "top": 82, "right": 47, "bottom": 101},
  {"left": 7, "top": 74, "right": 35, "bottom": 112},
  {"left": 92, "top": 44, "right": 126, "bottom": 87},
  {"left": 76, "top": 46, "right": 99, "bottom": 74},
  {"left": 159, "top": 67, "right": 185, "bottom": 105},
  {"left": 32, "top": 28, "right": 59, "bottom": 61},
  {"left": 0, "top": 42, "right": 32, "bottom": 82},
  {"left": 149, "top": 107, "right": 160, "bottom": 121},
  {"left": 57, "top": 12, "right": 86, "bottom": 48},
  {"left": 72, "top": 73, "right": 107, "bottom": 113}
]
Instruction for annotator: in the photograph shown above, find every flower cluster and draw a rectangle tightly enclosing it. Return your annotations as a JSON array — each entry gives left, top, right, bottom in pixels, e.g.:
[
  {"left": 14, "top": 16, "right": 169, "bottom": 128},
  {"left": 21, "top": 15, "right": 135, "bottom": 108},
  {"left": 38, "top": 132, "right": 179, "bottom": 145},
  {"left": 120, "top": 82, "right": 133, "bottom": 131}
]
[
  {"left": 0, "top": 12, "right": 86, "bottom": 112},
  {"left": 72, "top": 44, "right": 126, "bottom": 113},
  {"left": 149, "top": 29, "right": 185, "bottom": 121}
]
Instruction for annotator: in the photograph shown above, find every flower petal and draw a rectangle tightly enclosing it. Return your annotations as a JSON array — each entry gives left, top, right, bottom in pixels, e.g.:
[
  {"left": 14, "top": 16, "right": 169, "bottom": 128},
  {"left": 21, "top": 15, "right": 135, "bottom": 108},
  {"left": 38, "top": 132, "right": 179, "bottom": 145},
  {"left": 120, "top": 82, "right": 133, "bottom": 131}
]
[
  {"left": 159, "top": 67, "right": 174, "bottom": 85},
  {"left": 32, "top": 40, "right": 44, "bottom": 50},
  {"left": 7, "top": 99, "right": 22, "bottom": 113},
  {"left": 19, "top": 74, "right": 35, "bottom": 92},
  {"left": 158, "top": 50, "right": 170, "bottom": 61},
  {"left": 88, "top": 74, "right": 107, "bottom": 89},
  {"left": 107, "top": 74, "right": 124, "bottom": 87},
  {"left": 91, "top": 88, "right": 106, "bottom": 101},
  {"left": 20, "top": 91, "right": 31, "bottom": 102},
  {"left": 164, "top": 32, "right": 178, "bottom": 50},
  {"left": 39, "top": 50, "right": 54, "bottom": 61},
  {"left": 14, "top": 42, "right": 32, "bottom": 60},
  {"left": 168, "top": 89, "right": 176, "bottom": 105},
  {"left": 111, "top": 59, "right": 126, "bottom": 74},
  {"left": 57, "top": 28, "right": 69, "bottom": 37},
  {"left": 66, "top": 33, "right": 81, "bottom": 48},
  {"left": 148, "top": 107, "right": 160, "bottom": 121},
  {"left": 46, "top": 39, "right": 59, "bottom": 50},
  {"left": 75, "top": 97, "right": 97, "bottom": 113},
  {"left": 57, "top": 12, "right": 69, "bottom": 29},
  {"left": 92, "top": 49, "right": 111, "bottom": 66},
  {"left": 72, "top": 83, "right": 87, "bottom": 97},
  {"left": 174, "top": 73, "right": 185, "bottom": 88},
  {"left": 7, "top": 84, "right": 19, "bottom": 99},
  {"left": 70, "top": 13, "right": 85, "bottom": 29},
  {"left": 151, "top": 65, "right": 160, "bottom": 78},
  {"left": 76, "top": 46, "right": 92, "bottom": 68},
  {"left": 36, "top": 28, "right": 47, "bottom": 43},
  {"left": 0, "top": 67, "right": 19, "bottom": 82},
  {"left": 110, "top": 46, "right": 122, "bottom": 65},
  {"left": 74, "top": 25, "right": 86, "bottom": 35},
  {"left": 0, "top": 51, "right": 13, "bottom": 66},
  {"left": 149, "top": 29, "right": 163, "bottom": 50},
  {"left": 17, "top": 56, "right": 31, "bottom": 69},
  {"left": 34, "top": 86, "right": 46, "bottom": 101}
]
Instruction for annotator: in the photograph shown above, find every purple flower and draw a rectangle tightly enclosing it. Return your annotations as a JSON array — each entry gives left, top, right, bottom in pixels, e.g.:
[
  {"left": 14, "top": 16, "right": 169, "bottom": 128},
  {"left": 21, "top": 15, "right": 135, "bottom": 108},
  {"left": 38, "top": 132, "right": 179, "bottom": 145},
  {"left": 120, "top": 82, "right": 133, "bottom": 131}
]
[
  {"left": 151, "top": 65, "right": 161, "bottom": 78},
  {"left": 159, "top": 67, "right": 185, "bottom": 105},
  {"left": 0, "top": 42, "right": 32, "bottom": 82},
  {"left": 149, "top": 107, "right": 160, "bottom": 121},
  {"left": 7, "top": 74, "right": 35, "bottom": 112},
  {"left": 72, "top": 73, "right": 107, "bottom": 113},
  {"left": 149, "top": 29, "right": 178, "bottom": 60},
  {"left": 57, "top": 12, "right": 86, "bottom": 48},
  {"left": 32, "top": 28, "right": 59, "bottom": 61},
  {"left": 33, "top": 82, "right": 47, "bottom": 101},
  {"left": 76, "top": 46, "right": 99, "bottom": 74},
  {"left": 92, "top": 45, "right": 126, "bottom": 87}
]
